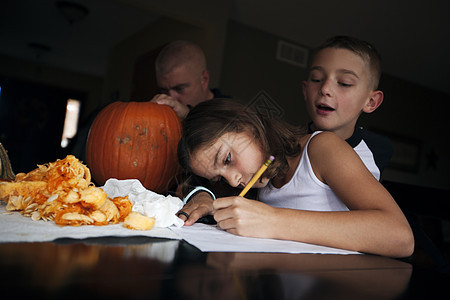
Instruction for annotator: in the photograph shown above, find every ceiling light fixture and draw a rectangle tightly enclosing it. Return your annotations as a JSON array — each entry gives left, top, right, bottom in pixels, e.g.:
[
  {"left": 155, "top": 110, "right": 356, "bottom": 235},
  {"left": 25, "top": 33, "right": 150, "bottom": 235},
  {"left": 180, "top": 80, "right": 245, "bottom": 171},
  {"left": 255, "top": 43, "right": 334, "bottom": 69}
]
[
  {"left": 28, "top": 42, "right": 52, "bottom": 59},
  {"left": 56, "top": 1, "right": 89, "bottom": 25}
]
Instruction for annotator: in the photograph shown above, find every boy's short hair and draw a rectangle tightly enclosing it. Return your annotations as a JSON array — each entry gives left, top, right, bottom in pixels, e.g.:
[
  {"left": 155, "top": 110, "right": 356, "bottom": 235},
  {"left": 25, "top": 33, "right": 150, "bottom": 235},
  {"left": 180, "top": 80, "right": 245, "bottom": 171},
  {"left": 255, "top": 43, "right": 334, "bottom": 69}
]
[{"left": 314, "top": 36, "right": 382, "bottom": 90}]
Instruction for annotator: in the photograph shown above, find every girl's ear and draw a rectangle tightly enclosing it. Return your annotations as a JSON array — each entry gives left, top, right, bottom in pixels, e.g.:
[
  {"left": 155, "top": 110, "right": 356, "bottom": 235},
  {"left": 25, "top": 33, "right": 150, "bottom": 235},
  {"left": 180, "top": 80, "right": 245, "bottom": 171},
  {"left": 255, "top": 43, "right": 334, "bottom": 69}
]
[{"left": 363, "top": 90, "right": 384, "bottom": 113}]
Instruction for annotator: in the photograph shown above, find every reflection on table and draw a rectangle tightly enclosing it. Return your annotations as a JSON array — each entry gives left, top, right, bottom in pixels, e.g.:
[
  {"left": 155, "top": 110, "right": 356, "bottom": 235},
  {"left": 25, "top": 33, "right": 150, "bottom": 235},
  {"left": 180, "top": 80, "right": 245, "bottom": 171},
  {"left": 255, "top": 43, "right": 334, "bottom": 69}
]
[{"left": 0, "top": 237, "right": 414, "bottom": 299}]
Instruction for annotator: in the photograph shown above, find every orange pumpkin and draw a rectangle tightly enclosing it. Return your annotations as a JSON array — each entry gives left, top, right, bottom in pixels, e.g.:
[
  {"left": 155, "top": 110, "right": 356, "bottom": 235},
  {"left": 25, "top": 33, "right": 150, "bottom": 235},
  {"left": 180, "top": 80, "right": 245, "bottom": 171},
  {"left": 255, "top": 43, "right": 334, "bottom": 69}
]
[{"left": 86, "top": 101, "right": 181, "bottom": 194}]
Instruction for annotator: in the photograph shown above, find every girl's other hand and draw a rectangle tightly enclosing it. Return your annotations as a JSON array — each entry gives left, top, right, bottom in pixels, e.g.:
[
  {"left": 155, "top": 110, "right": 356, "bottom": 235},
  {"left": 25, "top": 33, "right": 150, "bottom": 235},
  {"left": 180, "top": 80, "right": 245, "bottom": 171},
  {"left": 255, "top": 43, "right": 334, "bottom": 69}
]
[{"left": 179, "top": 192, "right": 215, "bottom": 226}]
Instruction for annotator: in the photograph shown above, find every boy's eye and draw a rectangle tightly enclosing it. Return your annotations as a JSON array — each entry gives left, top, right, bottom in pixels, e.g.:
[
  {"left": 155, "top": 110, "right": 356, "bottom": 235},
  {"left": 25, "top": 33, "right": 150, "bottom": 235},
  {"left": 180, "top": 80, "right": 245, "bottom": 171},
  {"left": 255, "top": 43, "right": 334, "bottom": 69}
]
[
  {"left": 309, "top": 74, "right": 322, "bottom": 83},
  {"left": 338, "top": 82, "right": 353, "bottom": 87},
  {"left": 308, "top": 70, "right": 323, "bottom": 83}
]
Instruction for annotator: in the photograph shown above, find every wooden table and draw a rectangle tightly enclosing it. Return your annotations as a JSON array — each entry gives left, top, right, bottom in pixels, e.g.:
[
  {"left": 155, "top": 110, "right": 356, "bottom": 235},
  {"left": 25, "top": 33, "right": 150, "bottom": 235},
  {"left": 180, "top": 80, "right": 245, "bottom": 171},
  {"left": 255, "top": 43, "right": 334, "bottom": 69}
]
[{"left": 2, "top": 236, "right": 446, "bottom": 299}]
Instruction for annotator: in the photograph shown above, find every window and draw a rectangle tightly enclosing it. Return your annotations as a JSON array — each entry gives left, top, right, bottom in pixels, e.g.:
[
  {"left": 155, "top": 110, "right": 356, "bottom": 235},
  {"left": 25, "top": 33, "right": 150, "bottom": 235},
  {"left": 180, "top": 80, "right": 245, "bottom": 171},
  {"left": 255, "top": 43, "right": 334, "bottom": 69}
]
[{"left": 60, "top": 99, "right": 80, "bottom": 148}]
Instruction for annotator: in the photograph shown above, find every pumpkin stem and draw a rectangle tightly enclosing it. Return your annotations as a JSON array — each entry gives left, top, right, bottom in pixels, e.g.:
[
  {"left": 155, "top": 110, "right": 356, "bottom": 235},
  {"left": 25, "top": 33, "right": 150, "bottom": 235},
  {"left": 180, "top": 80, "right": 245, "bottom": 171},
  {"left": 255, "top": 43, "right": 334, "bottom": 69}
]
[{"left": 0, "top": 143, "right": 15, "bottom": 181}]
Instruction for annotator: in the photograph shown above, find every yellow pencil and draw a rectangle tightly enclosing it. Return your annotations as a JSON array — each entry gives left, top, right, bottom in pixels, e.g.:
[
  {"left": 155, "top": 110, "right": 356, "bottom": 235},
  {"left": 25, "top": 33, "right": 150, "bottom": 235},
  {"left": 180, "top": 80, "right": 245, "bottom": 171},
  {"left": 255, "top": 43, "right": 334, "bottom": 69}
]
[{"left": 239, "top": 156, "right": 275, "bottom": 197}]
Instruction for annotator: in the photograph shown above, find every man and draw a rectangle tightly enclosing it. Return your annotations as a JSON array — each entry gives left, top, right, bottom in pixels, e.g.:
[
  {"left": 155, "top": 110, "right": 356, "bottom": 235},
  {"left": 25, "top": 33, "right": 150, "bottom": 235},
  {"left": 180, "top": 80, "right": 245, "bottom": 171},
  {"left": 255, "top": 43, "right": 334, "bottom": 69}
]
[{"left": 151, "top": 40, "right": 225, "bottom": 119}]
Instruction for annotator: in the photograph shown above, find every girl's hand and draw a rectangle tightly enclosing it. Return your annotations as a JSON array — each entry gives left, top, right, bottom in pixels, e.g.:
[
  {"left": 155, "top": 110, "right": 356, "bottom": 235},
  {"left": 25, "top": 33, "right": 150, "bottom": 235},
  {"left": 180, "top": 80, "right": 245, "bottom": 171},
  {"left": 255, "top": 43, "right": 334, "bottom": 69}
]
[
  {"left": 213, "top": 196, "right": 276, "bottom": 238},
  {"left": 178, "top": 192, "right": 215, "bottom": 226}
]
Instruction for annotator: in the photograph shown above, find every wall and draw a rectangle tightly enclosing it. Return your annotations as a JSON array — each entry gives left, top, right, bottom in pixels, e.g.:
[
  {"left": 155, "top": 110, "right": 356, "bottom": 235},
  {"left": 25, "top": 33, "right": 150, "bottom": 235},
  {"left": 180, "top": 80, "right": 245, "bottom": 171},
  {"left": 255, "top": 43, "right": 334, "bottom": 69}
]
[
  {"left": 122, "top": 0, "right": 230, "bottom": 86},
  {"left": 369, "top": 75, "right": 450, "bottom": 189},
  {"left": 0, "top": 55, "right": 103, "bottom": 121},
  {"left": 103, "top": 0, "right": 230, "bottom": 105},
  {"left": 0, "top": 55, "right": 104, "bottom": 171},
  {"left": 220, "top": 20, "right": 309, "bottom": 125},
  {"left": 104, "top": 17, "right": 213, "bottom": 103},
  {"left": 220, "top": 20, "right": 450, "bottom": 190}
]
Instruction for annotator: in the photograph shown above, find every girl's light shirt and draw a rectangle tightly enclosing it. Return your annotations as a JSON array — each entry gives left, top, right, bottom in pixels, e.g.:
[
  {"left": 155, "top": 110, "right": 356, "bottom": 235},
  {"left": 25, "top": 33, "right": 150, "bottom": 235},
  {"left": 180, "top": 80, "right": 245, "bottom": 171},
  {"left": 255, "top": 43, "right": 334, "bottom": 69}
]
[{"left": 259, "top": 131, "right": 349, "bottom": 212}]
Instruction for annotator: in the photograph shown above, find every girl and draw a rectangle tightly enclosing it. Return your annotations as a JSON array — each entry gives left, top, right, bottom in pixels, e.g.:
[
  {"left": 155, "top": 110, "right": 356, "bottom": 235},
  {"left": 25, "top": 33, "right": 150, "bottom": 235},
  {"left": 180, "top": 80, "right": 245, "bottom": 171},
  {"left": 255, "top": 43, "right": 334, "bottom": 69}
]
[{"left": 177, "top": 98, "right": 414, "bottom": 258}]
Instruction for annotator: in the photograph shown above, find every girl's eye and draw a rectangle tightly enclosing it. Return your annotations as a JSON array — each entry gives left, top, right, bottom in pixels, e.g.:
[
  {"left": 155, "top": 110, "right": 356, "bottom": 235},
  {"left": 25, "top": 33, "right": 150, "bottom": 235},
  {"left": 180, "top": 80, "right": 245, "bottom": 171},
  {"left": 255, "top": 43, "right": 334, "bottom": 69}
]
[
  {"left": 224, "top": 153, "right": 231, "bottom": 165},
  {"left": 338, "top": 82, "right": 353, "bottom": 87}
]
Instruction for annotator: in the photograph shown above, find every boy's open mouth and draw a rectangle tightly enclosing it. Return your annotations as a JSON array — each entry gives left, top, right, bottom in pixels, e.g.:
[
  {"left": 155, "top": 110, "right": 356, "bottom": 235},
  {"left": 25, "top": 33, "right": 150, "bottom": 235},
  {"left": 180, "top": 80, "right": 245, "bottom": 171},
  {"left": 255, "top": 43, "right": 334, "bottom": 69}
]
[{"left": 317, "top": 104, "right": 335, "bottom": 111}]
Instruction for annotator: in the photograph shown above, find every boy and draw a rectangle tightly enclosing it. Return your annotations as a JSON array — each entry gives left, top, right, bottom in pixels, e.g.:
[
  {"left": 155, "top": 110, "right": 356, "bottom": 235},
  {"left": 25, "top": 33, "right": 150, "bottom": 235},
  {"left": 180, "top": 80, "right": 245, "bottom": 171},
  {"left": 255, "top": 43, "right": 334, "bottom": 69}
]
[{"left": 303, "top": 35, "right": 392, "bottom": 180}]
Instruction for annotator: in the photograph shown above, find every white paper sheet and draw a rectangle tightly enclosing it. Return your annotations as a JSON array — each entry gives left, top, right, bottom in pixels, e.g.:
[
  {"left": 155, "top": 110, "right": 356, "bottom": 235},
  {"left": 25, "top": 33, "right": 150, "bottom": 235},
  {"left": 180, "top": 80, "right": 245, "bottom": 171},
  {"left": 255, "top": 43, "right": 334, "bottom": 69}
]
[
  {"left": 170, "top": 223, "right": 361, "bottom": 255},
  {"left": 0, "top": 204, "right": 181, "bottom": 243}
]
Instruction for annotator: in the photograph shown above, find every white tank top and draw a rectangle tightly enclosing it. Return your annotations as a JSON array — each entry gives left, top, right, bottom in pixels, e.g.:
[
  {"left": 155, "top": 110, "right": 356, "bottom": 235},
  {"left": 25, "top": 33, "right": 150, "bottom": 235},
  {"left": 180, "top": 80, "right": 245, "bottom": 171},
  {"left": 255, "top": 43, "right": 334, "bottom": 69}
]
[{"left": 259, "top": 132, "right": 349, "bottom": 212}]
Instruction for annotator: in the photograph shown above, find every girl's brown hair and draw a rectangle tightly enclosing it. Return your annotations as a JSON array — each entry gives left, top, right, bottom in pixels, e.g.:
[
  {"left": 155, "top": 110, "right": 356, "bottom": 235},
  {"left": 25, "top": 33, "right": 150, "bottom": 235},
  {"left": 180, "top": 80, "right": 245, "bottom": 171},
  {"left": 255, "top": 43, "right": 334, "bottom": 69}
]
[{"left": 178, "top": 98, "right": 306, "bottom": 186}]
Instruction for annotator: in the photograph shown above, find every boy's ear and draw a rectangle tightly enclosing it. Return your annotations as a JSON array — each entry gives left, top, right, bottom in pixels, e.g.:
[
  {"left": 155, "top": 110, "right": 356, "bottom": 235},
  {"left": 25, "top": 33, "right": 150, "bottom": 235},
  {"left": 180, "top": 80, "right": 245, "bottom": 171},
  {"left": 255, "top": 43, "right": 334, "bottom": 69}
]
[
  {"left": 302, "top": 81, "right": 307, "bottom": 100},
  {"left": 363, "top": 90, "right": 384, "bottom": 113}
]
